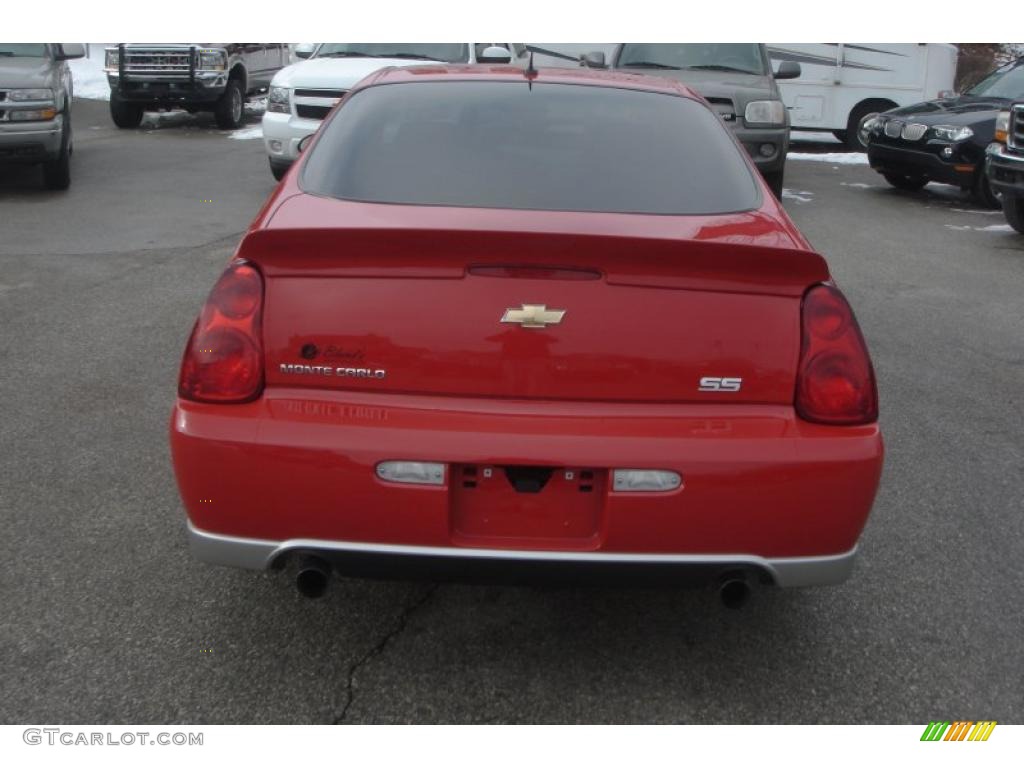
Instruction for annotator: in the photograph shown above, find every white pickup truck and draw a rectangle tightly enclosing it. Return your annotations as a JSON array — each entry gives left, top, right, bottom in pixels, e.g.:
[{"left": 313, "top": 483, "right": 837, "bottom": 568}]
[{"left": 263, "top": 43, "right": 526, "bottom": 180}]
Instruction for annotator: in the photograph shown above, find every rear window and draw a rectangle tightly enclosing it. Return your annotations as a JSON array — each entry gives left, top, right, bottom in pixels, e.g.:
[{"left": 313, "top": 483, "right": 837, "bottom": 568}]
[{"left": 301, "top": 81, "right": 760, "bottom": 215}]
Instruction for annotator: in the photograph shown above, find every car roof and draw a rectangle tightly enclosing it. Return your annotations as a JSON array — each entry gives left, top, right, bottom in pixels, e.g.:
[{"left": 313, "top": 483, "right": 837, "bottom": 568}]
[{"left": 354, "top": 64, "right": 702, "bottom": 100}]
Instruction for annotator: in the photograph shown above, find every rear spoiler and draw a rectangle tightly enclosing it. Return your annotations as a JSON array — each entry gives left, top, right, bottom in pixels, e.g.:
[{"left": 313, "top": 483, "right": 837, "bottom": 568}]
[{"left": 237, "top": 228, "right": 830, "bottom": 297}]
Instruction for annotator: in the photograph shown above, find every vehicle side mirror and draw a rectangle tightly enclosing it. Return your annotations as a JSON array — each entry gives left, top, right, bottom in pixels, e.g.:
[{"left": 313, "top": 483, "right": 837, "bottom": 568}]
[
  {"left": 55, "top": 43, "right": 86, "bottom": 61},
  {"left": 294, "top": 43, "right": 316, "bottom": 60},
  {"left": 774, "top": 60, "right": 801, "bottom": 80},
  {"left": 478, "top": 46, "right": 513, "bottom": 64},
  {"left": 581, "top": 51, "right": 606, "bottom": 69}
]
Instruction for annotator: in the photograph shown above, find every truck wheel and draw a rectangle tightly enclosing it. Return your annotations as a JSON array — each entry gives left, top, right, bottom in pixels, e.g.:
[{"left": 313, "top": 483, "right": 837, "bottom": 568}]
[
  {"left": 972, "top": 171, "right": 1001, "bottom": 210},
  {"left": 832, "top": 130, "right": 848, "bottom": 144},
  {"left": 1002, "top": 194, "right": 1024, "bottom": 234},
  {"left": 43, "top": 121, "right": 71, "bottom": 190},
  {"left": 109, "top": 95, "right": 144, "bottom": 128},
  {"left": 270, "top": 158, "right": 290, "bottom": 181},
  {"left": 882, "top": 172, "right": 927, "bottom": 191},
  {"left": 215, "top": 79, "right": 245, "bottom": 130},
  {"left": 761, "top": 169, "right": 784, "bottom": 200}
]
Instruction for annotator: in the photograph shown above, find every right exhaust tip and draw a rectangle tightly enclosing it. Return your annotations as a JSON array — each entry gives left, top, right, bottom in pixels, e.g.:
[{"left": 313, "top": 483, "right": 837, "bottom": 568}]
[
  {"left": 719, "top": 577, "right": 752, "bottom": 609},
  {"left": 295, "top": 554, "right": 331, "bottom": 599}
]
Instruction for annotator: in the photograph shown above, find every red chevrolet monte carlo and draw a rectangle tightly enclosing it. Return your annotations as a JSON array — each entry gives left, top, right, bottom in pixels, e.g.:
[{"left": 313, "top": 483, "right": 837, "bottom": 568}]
[{"left": 170, "top": 65, "right": 883, "bottom": 605}]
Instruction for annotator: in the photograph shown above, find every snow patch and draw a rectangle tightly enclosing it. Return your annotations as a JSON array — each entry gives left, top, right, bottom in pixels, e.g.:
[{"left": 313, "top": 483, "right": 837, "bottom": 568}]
[
  {"left": 788, "top": 152, "right": 869, "bottom": 166},
  {"left": 228, "top": 126, "right": 264, "bottom": 140},
  {"left": 950, "top": 208, "right": 1002, "bottom": 216},
  {"left": 944, "top": 223, "right": 1015, "bottom": 233},
  {"left": 69, "top": 44, "right": 111, "bottom": 101},
  {"left": 840, "top": 182, "right": 875, "bottom": 189},
  {"left": 782, "top": 188, "right": 814, "bottom": 204}
]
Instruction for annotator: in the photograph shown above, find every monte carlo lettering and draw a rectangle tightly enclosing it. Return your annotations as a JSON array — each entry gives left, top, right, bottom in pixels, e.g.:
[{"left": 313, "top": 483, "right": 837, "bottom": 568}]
[{"left": 279, "top": 364, "right": 386, "bottom": 379}]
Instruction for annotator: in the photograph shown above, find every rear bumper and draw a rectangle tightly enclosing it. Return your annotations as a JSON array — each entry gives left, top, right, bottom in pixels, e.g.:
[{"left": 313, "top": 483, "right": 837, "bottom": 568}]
[
  {"left": 171, "top": 391, "right": 883, "bottom": 586},
  {"left": 188, "top": 522, "right": 858, "bottom": 587}
]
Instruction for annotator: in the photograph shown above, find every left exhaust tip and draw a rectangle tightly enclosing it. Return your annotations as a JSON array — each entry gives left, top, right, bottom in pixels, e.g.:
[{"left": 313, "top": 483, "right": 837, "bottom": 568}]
[{"left": 296, "top": 554, "right": 331, "bottom": 599}]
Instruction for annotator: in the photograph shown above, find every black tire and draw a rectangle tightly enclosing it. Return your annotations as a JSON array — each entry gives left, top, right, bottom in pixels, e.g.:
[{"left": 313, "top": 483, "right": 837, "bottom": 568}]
[
  {"left": 109, "top": 94, "right": 144, "bottom": 128},
  {"left": 845, "top": 100, "right": 896, "bottom": 152},
  {"left": 269, "top": 159, "right": 291, "bottom": 181},
  {"left": 882, "top": 172, "right": 928, "bottom": 191},
  {"left": 214, "top": 78, "right": 245, "bottom": 130},
  {"left": 43, "top": 116, "right": 71, "bottom": 190},
  {"left": 972, "top": 171, "right": 1001, "bottom": 210},
  {"left": 1002, "top": 194, "right": 1024, "bottom": 234},
  {"left": 762, "top": 169, "right": 784, "bottom": 200}
]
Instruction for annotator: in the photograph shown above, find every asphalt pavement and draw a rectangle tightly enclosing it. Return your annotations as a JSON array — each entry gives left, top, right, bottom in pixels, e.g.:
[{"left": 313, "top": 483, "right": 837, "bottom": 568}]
[{"left": 0, "top": 99, "right": 1021, "bottom": 724}]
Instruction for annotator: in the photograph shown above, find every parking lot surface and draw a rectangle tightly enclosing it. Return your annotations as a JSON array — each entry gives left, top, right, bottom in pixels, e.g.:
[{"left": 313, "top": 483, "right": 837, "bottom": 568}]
[{"left": 1, "top": 99, "right": 1022, "bottom": 723}]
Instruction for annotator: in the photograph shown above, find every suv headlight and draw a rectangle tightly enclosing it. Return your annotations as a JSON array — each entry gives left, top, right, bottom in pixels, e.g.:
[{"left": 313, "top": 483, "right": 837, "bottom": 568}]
[
  {"left": 267, "top": 86, "right": 291, "bottom": 114},
  {"left": 932, "top": 125, "right": 973, "bottom": 142},
  {"left": 8, "top": 88, "right": 54, "bottom": 102},
  {"left": 198, "top": 49, "right": 227, "bottom": 71},
  {"left": 744, "top": 100, "right": 786, "bottom": 127},
  {"left": 105, "top": 48, "right": 119, "bottom": 69},
  {"left": 995, "top": 111, "right": 1009, "bottom": 144}
]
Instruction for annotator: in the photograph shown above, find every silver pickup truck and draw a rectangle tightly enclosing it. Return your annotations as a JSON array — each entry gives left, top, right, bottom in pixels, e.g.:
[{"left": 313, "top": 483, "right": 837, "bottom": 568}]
[{"left": 0, "top": 43, "right": 85, "bottom": 190}]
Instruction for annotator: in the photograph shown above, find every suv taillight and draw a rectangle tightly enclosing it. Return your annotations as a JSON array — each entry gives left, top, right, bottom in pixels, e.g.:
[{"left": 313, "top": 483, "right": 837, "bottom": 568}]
[
  {"left": 178, "top": 260, "right": 264, "bottom": 403},
  {"left": 795, "top": 284, "right": 878, "bottom": 425}
]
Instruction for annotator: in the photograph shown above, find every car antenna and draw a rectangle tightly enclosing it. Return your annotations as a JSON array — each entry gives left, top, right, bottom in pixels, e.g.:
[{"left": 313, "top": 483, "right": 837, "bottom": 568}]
[{"left": 525, "top": 50, "right": 538, "bottom": 89}]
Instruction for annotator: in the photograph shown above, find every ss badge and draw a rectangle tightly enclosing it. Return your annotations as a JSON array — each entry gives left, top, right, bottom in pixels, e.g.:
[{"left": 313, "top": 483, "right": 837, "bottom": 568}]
[{"left": 699, "top": 376, "right": 743, "bottom": 392}]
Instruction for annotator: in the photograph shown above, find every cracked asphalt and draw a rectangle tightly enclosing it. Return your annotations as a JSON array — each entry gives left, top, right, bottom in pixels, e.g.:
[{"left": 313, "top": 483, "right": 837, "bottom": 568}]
[{"left": 1, "top": 100, "right": 1022, "bottom": 724}]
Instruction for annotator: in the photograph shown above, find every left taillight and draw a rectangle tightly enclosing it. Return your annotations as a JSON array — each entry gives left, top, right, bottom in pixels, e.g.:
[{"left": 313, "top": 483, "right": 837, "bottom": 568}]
[{"left": 178, "top": 260, "right": 264, "bottom": 403}]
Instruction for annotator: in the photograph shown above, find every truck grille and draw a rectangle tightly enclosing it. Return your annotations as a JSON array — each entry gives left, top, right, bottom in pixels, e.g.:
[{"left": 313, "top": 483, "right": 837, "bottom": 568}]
[
  {"left": 122, "top": 48, "right": 193, "bottom": 73},
  {"left": 294, "top": 88, "right": 347, "bottom": 99},
  {"left": 1010, "top": 104, "right": 1023, "bottom": 150},
  {"left": 296, "top": 104, "right": 332, "bottom": 120}
]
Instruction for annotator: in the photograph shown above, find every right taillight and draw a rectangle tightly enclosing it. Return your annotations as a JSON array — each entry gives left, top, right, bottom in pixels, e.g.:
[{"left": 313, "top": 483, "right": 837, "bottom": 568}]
[
  {"left": 795, "top": 283, "right": 878, "bottom": 425},
  {"left": 178, "top": 260, "right": 264, "bottom": 403}
]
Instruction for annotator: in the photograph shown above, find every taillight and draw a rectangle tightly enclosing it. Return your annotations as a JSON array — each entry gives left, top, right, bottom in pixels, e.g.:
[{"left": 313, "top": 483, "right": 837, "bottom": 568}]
[
  {"left": 795, "top": 284, "right": 878, "bottom": 425},
  {"left": 178, "top": 260, "right": 264, "bottom": 403}
]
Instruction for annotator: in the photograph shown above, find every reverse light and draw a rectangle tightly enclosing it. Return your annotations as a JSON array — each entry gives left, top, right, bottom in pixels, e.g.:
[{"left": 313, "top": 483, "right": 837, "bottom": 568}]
[
  {"left": 178, "top": 261, "right": 264, "bottom": 403},
  {"left": 744, "top": 100, "right": 786, "bottom": 127},
  {"left": 995, "top": 111, "right": 1009, "bottom": 144},
  {"left": 612, "top": 470, "right": 682, "bottom": 492},
  {"left": 932, "top": 125, "right": 973, "bottom": 142},
  {"left": 795, "top": 284, "right": 878, "bottom": 426},
  {"left": 376, "top": 461, "right": 446, "bottom": 486},
  {"left": 267, "top": 86, "right": 291, "bottom": 114}
]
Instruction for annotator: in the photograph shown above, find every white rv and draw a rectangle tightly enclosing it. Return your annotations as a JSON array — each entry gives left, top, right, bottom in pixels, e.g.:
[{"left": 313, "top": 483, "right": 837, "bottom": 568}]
[{"left": 767, "top": 44, "right": 958, "bottom": 149}]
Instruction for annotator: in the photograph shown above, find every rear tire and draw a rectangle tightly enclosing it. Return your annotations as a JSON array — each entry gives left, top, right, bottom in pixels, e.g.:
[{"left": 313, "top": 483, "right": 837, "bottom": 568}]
[
  {"left": 762, "top": 169, "right": 784, "bottom": 200},
  {"left": 1000, "top": 194, "right": 1024, "bottom": 233},
  {"left": 109, "top": 94, "right": 144, "bottom": 128},
  {"left": 214, "top": 79, "right": 245, "bottom": 130},
  {"left": 882, "top": 172, "right": 927, "bottom": 191},
  {"left": 43, "top": 118, "right": 71, "bottom": 190},
  {"left": 973, "top": 171, "right": 1002, "bottom": 210}
]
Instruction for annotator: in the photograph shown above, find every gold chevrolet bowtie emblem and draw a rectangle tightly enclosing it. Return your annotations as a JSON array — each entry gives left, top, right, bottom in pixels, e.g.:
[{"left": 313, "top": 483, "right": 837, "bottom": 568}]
[{"left": 500, "top": 304, "right": 566, "bottom": 329}]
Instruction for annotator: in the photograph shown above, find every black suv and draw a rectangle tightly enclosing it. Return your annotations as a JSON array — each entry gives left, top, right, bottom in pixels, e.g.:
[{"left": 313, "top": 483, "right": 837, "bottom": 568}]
[
  {"left": 861, "top": 56, "right": 1024, "bottom": 208},
  {"left": 986, "top": 103, "right": 1024, "bottom": 233}
]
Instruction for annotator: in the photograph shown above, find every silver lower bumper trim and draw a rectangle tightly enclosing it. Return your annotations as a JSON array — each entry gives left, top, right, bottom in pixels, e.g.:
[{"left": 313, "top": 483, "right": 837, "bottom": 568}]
[{"left": 186, "top": 523, "right": 857, "bottom": 588}]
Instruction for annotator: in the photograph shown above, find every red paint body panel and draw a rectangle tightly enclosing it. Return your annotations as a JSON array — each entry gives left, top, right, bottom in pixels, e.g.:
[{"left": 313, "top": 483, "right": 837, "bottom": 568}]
[
  {"left": 171, "top": 392, "right": 881, "bottom": 557},
  {"left": 171, "top": 66, "right": 883, "bottom": 574}
]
